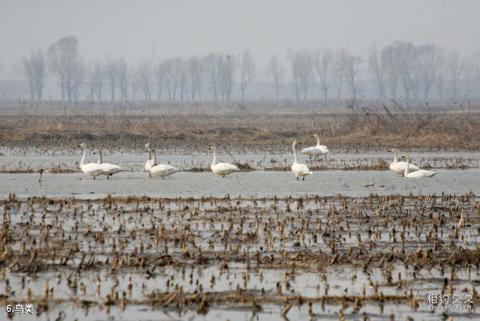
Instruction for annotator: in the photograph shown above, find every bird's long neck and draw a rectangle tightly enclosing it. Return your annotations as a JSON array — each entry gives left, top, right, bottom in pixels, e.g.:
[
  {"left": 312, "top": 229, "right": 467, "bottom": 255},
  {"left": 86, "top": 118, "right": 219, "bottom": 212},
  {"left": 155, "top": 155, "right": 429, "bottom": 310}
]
[
  {"left": 393, "top": 151, "right": 398, "bottom": 163},
  {"left": 152, "top": 149, "right": 157, "bottom": 164},
  {"left": 80, "top": 148, "right": 87, "bottom": 166},
  {"left": 212, "top": 149, "right": 217, "bottom": 165},
  {"left": 316, "top": 136, "right": 320, "bottom": 146},
  {"left": 292, "top": 143, "right": 297, "bottom": 163}
]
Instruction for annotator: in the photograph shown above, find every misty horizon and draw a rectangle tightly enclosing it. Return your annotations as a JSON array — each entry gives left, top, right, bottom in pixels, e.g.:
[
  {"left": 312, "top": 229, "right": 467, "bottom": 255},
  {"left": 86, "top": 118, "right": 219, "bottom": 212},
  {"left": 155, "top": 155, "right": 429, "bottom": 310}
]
[
  {"left": 2, "top": 0, "right": 480, "bottom": 79},
  {"left": 1, "top": 0, "right": 480, "bottom": 103}
]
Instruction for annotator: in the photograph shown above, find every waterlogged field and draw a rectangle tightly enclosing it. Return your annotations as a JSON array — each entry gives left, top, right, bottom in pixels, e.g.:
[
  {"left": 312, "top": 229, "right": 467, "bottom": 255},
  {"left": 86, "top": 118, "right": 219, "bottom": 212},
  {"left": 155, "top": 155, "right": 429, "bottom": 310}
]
[
  {"left": 1, "top": 148, "right": 480, "bottom": 173},
  {"left": 1, "top": 169, "right": 480, "bottom": 199},
  {"left": 1, "top": 193, "right": 480, "bottom": 321},
  {"left": 2, "top": 0, "right": 480, "bottom": 317},
  {"left": 1, "top": 146, "right": 480, "bottom": 320}
]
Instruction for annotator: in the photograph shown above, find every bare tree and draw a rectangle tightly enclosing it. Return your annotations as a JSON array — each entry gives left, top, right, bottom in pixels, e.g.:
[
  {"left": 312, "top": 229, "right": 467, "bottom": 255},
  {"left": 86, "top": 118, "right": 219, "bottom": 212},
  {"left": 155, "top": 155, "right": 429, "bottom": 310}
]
[
  {"left": 416, "top": 44, "right": 444, "bottom": 100},
  {"left": 462, "top": 52, "right": 480, "bottom": 100},
  {"left": 239, "top": 50, "right": 255, "bottom": 104},
  {"left": 315, "top": 50, "right": 333, "bottom": 102},
  {"left": 48, "top": 35, "right": 83, "bottom": 102},
  {"left": 268, "top": 55, "right": 285, "bottom": 101},
  {"left": 104, "top": 59, "right": 118, "bottom": 102},
  {"left": 161, "top": 58, "right": 187, "bottom": 101},
  {"left": 342, "top": 52, "right": 363, "bottom": 104},
  {"left": 368, "top": 44, "right": 385, "bottom": 100},
  {"left": 117, "top": 58, "right": 129, "bottom": 102},
  {"left": 137, "top": 60, "right": 152, "bottom": 101},
  {"left": 333, "top": 50, "right": 348, "bottom": 100},
  {"left": 380, "top": 41, "right": 418, "bottom": 101},
  {"left": 204, "top": 53, "right": 219, "bottom": 101},
  {"left": 163, "top": 58, "right": 179, "bottom": 101},
  {"left": 23, "top": 60, "right": 35, "bottom": 101},
  {"left": 434, "top": 55, "right": 446, "bottom": 100},
  {"left": 381, "top": 45, "right": 398, "bottom": 99},
  {"left": 288, "top": 49, "right": 315, "bottom": 101},
  {"left": 337, "top": 50, "right": 362, "bottom": 105},
  {"left": 445, "top": 53, "right": 462, "bottom": 100},
  {"left": 178, "top": 59, "right": 187, "bottom": 101},
  {"left": 472, "top": 53, "right": 480, "bottom": 99},
  {"left": 130, "top": 76, "right": 140, "bottom": 101},
  {"left": 71, "top": 58, "right": 85, "bottom": 102},
  {"left": 155, "top": 61, "right": 166, "bottom": 101},
  {"left": 188, "top": 56, "right": 203, "bottom": 101},
  {"left": 381, "top": 43, "right": 402, "bottom": 99},
  {"left": 23, "top": 49, "right": 46, "bottom": 101},
  {"left": 400, "top": 43, "right": 419, "bottom": 101},
  {"left": 87, "top": 62, "right": 104, "bottom": 101},
  {"left": 218, "top": 54, "right": 235, "bottom": 102}
]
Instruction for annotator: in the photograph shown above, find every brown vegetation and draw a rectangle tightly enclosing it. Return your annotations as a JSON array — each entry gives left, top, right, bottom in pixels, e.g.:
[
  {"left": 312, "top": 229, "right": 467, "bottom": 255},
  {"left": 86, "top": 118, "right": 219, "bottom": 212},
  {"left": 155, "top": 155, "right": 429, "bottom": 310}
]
[
  {"left": 1, "top": 193, "right": 479, "bottom": 318},
  {"left": 1, "top": 104, "right": 479, "bottom": 151}
]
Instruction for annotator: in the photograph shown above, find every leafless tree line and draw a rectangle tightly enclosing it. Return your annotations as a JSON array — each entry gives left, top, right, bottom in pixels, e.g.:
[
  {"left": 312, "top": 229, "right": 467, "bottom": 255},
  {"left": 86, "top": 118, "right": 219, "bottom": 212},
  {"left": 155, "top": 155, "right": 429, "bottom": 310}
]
[
  {"left": 22, "top": 36, "right": 480, "bottom": 104},
  {"left": 22, "top": 50, "right": 45, "bottom": 101}
]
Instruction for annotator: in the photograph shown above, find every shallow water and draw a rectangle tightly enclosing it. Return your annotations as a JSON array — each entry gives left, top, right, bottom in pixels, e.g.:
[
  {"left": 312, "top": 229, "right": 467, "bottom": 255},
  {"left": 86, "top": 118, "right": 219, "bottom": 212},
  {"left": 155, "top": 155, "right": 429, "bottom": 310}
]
[
  {"left": 1, "top": 149, "right": 480, "bottom": 172},
  {"left": 1, "top": 169, "right": 479, "bottom": 198},
  {"left": 2, "top": 148, "right": 480, "bottom": 321},
  {"left": 2, "top": 193, "right": 479, "bottom": 321}
]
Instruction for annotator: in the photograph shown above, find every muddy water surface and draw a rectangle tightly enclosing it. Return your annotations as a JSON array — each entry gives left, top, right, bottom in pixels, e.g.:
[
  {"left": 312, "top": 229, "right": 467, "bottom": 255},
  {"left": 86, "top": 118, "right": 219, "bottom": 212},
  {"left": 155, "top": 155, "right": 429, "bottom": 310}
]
[{"left": 1, "top": 169, "right": 479, "bottom": 198}]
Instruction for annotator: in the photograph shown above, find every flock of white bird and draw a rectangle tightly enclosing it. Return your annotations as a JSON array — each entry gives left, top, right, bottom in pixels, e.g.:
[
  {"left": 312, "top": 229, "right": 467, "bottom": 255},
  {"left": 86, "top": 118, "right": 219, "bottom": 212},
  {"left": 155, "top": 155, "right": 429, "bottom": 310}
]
[
  {"left": 388, "top": 148, "right": 437, "bottom": 178},
  {"left": 77, "top": 135, "right": 437, "bottom": 180}
]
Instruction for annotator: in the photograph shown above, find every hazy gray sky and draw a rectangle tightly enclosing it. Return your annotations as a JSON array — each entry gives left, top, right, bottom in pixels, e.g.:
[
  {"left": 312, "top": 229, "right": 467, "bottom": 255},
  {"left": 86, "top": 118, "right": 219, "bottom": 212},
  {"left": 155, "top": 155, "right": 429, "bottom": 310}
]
[{"left": 1, "top": 0, "right": 480, "bottom": 78}]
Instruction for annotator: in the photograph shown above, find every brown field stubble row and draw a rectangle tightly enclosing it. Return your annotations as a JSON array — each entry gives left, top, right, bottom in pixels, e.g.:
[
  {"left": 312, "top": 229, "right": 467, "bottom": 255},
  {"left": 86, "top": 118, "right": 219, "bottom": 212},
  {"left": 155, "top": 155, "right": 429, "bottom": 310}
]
[{"left": 1, "top": 109, "right": 480, "bottom": 151}]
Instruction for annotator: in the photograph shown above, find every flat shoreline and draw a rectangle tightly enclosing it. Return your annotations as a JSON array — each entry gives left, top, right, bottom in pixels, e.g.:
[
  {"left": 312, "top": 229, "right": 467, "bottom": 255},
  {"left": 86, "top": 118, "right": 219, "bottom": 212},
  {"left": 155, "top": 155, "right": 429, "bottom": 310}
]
[{"left": 1, "top": 104, "right": 479, "bottom": 151}]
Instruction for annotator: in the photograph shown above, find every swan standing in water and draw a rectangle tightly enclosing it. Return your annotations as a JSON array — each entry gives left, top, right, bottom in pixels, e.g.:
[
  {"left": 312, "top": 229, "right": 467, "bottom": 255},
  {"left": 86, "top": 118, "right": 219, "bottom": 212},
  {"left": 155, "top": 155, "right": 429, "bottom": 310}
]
[
  {"left": 389, "top": 148, "right": 419, "bottom": 174},
  {"left": 209, "top": 146, "right": 240, "bottom": 177},
  {"left": 77, "top": 143, "right": 103, "bottom": 179},
  {"left": 291, "top": 140, "right": 312, "bottom": 180},
  {"left": 147, "top": 148, "right": 179, "bottom": 178},
  {"left": 404, "top": 156, "right": 437, "bottom": 178},
  {"left": 301, "top": 134, "right": 329, "bottom": 160},
  {"left": 97, "top": 150, "right": 124, "bottom": 179},
  {"left": 144, "top": 143, "right": 155, "bottom": 175}
]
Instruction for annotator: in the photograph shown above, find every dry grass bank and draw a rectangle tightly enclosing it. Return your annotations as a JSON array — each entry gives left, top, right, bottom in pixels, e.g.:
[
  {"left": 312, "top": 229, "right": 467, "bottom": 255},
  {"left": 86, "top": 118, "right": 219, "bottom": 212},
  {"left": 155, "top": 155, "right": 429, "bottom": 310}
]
[{"left": 1, "top": 105, "right": 479, "bottom": 151}]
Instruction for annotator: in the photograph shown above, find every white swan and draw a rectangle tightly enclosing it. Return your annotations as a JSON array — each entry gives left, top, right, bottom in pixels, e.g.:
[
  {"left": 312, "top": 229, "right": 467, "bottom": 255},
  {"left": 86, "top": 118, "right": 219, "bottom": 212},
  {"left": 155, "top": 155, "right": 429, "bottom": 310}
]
[
  {"left": 404, "top": 156, "right": 437, "bottom": 178},
  {"left": 144, "top": 143, "right": 155, "bottom": 173},
  {"left": 301, "top": 134, "right": 329, "bottom": 160},
  {"left": 209, "top": 146, "right": 240, "bottom": 177},
  {"left": 77, "top": 143, "right": 104, "bottom": 179},
  {"left": 291, "top": 140, "right": 312, "bottom": 180},
  {"left": 148, "top": 149, "right": 179, "bottom": 178},
  {"left": 389, "top": 149, "right": 419, "bottom": 174},
  {"left": 97, "top": 150, "right": 123, "bottom": 179}
]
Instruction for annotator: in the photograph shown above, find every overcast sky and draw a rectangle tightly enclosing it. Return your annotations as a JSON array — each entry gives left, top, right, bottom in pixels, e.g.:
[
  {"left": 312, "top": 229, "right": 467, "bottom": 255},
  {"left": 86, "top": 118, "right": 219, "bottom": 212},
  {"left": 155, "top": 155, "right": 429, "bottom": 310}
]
[{"left": 1, "top": 0, "right": 480, "bottom": 78}]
